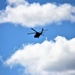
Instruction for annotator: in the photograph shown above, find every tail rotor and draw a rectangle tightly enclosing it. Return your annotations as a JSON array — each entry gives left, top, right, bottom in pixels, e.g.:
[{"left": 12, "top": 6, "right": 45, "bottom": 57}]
[{"left": 41, "top": 28, "right": 48, "bottom": 36}]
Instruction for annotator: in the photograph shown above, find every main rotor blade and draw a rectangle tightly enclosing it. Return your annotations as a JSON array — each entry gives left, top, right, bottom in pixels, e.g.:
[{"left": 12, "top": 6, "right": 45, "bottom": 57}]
[
  {"left": 27, "top": 32, "right": 35, "bottom": 34},
  {"left": 31, "top": 28, "right": 37, "bottom": 32}
]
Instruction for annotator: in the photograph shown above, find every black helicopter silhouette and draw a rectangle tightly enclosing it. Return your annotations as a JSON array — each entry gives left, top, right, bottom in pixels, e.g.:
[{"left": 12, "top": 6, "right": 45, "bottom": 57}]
[{"left": 28, "top": 28, "right": 47, "bottom": 38}]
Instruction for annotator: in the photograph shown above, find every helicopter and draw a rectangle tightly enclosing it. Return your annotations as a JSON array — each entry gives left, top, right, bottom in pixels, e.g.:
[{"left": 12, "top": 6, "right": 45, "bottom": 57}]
[{"left": 27, "top": 28, "right": 47, "bottom": 38}]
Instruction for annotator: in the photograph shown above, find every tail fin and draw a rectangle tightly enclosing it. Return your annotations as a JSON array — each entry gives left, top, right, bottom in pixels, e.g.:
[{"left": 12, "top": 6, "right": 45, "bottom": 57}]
[{"left": 41, "top": 28, "right": 44, "bottom": 33}]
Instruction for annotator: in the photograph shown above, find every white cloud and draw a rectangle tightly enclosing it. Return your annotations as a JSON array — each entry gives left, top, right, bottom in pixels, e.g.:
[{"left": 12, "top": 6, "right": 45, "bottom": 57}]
[
  {"left": 7, "top": 0, "right": 25, "bottom": 5},
  {"left": 7, "top": 0, "right": 28, "bottom": 6},
  {"left": 0, "top": 0, "right": 75, "bottom": 27},
  {"left": 5, "top": 36, "right": 75, "bottom": 75}
]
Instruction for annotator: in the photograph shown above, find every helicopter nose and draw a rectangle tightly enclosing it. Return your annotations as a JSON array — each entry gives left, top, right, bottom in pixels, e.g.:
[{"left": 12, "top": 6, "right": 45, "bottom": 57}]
[{"left": 34, "top": 35, "right": 37, "bottom": 38}]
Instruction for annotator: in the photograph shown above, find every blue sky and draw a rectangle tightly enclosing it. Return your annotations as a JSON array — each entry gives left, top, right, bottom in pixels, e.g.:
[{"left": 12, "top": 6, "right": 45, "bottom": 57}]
[{"left": 0, "top": 0, "right": 75, "bottom": 75}]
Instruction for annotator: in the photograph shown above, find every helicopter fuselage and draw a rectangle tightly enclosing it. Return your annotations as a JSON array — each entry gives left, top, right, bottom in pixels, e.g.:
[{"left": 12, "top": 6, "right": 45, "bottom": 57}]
[{"left": 34, "top": 32, "right": 42, "bottom": 38}]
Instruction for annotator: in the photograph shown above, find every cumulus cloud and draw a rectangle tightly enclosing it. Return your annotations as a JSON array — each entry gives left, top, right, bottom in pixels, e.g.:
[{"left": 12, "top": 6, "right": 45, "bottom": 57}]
[
  {"left": 7, "top": 0, "right": 25, "bottom": 5},
  {"left": 0, "top": 0, "right": 75, "bottom": 27},
  {"left": 5, "top": 36, "right": 75, "bottom": 75}
]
